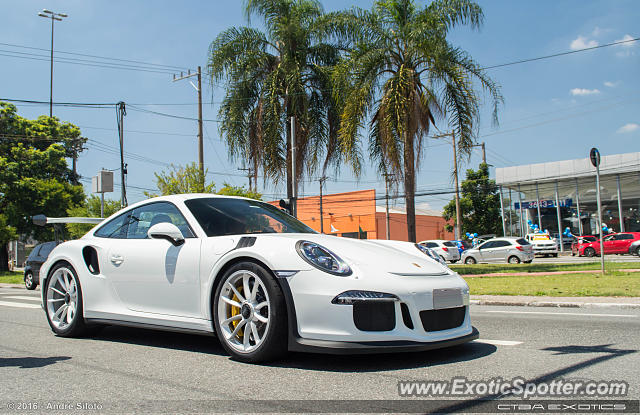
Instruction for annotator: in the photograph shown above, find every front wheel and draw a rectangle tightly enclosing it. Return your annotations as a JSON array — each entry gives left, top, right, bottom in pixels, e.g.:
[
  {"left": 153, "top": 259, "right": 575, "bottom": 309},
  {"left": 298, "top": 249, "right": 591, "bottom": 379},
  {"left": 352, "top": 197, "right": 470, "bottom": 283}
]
[
  {"left": 552, "top": 253, "right": 558, "bottom": 258},
  {"left": 584, "top": 247, "right": 596, "bottom": 257},
  {"left": 523, "top": 260, "right": 533, "bottom": 264},
  {"left": 24, "top": 271, "right": 36, "bottom": 290},
  {"left": 44, "top": 262, "right": 90, "bottom": 337},
  {"left": 213, "top": 261, "right": 288, "bottom": 363},
  {"left": 464, "top": 257, "right": 477, "bottom": 265},
  {"left": 508, "top": 256, "right": 521, "bottom": 264}
]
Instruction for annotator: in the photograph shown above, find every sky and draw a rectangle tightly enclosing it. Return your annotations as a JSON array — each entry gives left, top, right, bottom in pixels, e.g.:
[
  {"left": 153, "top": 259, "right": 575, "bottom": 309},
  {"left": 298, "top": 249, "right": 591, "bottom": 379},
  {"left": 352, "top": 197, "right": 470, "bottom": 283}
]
[{"left": 1, "top": 0, "right": 638, "bottom": 211}]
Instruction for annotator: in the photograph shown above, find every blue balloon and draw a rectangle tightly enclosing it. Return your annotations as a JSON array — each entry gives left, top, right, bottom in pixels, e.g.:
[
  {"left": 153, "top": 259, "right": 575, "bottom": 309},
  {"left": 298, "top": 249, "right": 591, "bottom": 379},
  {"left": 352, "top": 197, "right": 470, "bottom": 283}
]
[
  {"left": 466, "top": 232, "right": 470, "bottom": 237},
  {"left": 473, "top": 233, "right": 478, "bottom": 238}
]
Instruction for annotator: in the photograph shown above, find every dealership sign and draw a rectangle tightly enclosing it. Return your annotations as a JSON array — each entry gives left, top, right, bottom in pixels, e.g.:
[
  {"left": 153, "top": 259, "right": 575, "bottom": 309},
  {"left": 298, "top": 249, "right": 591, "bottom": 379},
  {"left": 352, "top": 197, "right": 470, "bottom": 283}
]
[{"left": 514, "top": 199, "right": 573, "bottom": 209}]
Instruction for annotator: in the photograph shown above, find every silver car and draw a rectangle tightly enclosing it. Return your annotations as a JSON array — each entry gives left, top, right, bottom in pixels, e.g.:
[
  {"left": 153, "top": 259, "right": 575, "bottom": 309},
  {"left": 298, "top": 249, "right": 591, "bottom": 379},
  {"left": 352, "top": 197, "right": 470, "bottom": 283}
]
[
  {"left": 461, "top": 237, "right": 534, "bottom": 264},
  {"left": 418, "top": 240, "right": 461, "bottom": 263}
]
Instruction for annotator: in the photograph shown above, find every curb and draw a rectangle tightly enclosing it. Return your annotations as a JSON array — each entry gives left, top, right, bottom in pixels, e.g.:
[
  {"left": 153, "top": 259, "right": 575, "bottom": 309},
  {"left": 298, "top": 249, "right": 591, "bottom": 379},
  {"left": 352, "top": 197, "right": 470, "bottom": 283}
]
[
  {"left": 0, "top": 283, "right": 28, "bottom": 289},
  {"left": 470, "top": 299, "right": 640, "bottom": 309}
]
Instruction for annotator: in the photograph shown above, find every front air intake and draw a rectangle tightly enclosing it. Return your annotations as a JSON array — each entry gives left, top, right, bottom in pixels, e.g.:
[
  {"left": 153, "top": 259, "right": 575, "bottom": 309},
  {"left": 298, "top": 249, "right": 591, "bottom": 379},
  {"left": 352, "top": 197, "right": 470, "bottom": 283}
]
[
  {"left": 419, "top": 306, "right": 466, "bottom": 332},
  {"left": 352, "top": 301, "right": 396, "bottom": 331}
]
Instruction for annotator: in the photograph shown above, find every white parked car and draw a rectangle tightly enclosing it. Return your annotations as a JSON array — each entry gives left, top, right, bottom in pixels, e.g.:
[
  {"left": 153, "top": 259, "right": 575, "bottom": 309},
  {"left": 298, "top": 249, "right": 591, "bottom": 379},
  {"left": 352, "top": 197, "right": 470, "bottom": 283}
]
[
  {"left": 524, "top": 233, "right": 559, "bottom": 257},
  {"left": 39, "top": 194, "right": 477, "bottom": 362},
  {"left": 418, "top": 240, "right": 461, "bottom": 263},
  {"left": 461, "top": 237, "right": 534, "bottom": 264}
]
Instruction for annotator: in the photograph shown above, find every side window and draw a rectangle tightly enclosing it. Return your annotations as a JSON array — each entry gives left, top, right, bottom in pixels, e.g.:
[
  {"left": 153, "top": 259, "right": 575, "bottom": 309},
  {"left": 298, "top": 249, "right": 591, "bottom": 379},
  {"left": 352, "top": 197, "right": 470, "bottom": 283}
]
[
  {"left": 619, "top": 234, "right": 634, "bottom": 240},
  {"left": 125, "top": 202, "right": 194, "bottom": 239},
  {"left": 94, "top": 211, "right": 129, "bottom": 239},
  {"left": 424, "top": 242, "right": 438, "bottom": 248},
  {"left": 480, "top": 241, "right": 494, "bottom": 249},
  {"left": 497, "top": 240, "right": 512, "bottom": 248}
]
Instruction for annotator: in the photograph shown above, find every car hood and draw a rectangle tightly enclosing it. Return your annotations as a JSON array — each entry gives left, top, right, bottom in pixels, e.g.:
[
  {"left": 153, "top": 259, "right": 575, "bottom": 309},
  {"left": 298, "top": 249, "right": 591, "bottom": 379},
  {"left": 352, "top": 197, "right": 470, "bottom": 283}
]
[{"left": 253, "top": 233, "right": 451, "bottom": 275}]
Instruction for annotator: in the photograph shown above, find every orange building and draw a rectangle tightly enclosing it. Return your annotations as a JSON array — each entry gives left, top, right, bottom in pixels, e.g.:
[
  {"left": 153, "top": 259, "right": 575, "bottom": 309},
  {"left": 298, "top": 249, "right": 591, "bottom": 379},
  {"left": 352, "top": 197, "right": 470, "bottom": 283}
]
[{"left": 272, "top": 189, "right": 454, "bottom": 241}]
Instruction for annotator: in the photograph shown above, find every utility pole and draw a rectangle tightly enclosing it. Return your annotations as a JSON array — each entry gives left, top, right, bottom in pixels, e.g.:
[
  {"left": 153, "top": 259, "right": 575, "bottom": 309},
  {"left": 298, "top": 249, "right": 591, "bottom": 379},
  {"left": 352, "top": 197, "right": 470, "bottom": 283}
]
[
  {"left": 238, "top": 167, "right": 255, "bottom": 191},
  {"left": 173, "top": 67, "right": 204, "bottom": 184},
  {"left": 434, "top": 132, "right": 462, "bottom": 240},
  {"left": 290, "top": 116, "right": 297, "bottom": 217},
  {"left": 319, "top": 176, "right": 328, "bottom": 233},
  {"left": 382, "top": 171, "right": 395, "bottom": 240},
  {"left": 38, "top": 9, "right": 67, "bottom": 118},
  {"left": 472, "top": 142, "right": 486, "bottom": 165},
  {"left": 116, "top": 102, "right": 127, "bottom": 207}
]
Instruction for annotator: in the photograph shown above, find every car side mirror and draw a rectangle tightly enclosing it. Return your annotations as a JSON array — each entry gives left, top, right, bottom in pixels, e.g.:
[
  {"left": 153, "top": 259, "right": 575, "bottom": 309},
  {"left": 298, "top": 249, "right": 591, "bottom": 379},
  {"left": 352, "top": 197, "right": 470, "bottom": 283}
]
[{"left": 148, "top": 222, "right": 185, "bottom": 246}]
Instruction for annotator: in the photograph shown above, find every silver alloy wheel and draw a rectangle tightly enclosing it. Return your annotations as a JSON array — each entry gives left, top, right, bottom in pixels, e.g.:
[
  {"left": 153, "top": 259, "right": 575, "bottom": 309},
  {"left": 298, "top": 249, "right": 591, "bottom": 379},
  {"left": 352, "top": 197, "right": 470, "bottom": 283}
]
[
  {"left": 25, "top": 273, "right": 33, "bottom": 288},
  {"left": 217, "top": 270, "right": 270, "bottom": 353},
  {"left": 508, "top": 256, "right": 520, "bottom": 264},
  {"left": 46, "top": 267, "right": 78, "bottom": 330}
]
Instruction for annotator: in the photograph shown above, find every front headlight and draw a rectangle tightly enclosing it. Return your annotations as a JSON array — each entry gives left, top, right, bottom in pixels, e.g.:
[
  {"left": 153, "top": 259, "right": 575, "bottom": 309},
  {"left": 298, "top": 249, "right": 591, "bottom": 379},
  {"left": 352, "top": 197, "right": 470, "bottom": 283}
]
[
  {"left": 415, "top": 243, "right": 447, "bottom": 265},
  {"left": 296, "top": 241, "right": 352, "bottom": 276}
]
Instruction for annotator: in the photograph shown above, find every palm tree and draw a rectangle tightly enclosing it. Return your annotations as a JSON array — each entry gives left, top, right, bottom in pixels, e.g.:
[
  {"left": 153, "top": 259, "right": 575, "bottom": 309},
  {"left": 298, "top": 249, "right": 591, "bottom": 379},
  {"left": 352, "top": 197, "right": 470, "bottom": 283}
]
[
  {"left": 332, "top": 0, "right": 502, "bottom": 242},
  {"left": 208, "top": 0, "right": 354, "bottom": 203}
]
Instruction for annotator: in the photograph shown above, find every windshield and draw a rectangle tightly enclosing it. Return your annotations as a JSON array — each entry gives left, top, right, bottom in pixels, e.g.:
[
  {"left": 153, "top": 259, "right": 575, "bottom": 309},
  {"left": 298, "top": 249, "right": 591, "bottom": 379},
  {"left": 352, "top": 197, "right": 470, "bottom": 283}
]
[{"left": 185, "top": 197, "right": 316, "bottom": 237}]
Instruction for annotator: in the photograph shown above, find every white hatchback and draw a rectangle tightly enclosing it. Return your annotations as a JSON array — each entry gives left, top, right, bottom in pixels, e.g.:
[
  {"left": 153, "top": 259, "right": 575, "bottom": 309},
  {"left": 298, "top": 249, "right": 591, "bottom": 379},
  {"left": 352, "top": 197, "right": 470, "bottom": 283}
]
[{"left": 418, "top": 240, "right": 461, "bottom": 263}]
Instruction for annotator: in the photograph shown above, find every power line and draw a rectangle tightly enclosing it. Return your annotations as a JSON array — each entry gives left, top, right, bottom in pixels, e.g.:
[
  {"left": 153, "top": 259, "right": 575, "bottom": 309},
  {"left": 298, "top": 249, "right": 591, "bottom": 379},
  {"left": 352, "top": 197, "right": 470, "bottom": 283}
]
[
  {"left": 0, "top": 97, "right": 116, "bottom": 107},
  {"left": 481, "top": 36, "right": 639, "bottom": 70}
]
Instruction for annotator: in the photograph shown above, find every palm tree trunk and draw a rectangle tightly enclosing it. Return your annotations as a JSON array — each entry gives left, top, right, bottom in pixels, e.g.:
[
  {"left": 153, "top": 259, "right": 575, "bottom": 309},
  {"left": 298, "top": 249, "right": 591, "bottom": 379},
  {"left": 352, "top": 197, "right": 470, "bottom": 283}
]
[{"left": 404, "top": 128, "right": 417, "bottom": 242}]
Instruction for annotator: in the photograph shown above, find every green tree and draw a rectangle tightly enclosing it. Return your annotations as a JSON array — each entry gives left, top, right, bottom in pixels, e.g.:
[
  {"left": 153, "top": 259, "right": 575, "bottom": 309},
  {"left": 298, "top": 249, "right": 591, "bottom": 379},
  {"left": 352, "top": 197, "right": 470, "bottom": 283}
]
[
  {"left": 146, "top": 163, "right": 262, "bottom": 200},
  {"left": 0, "top": 102, "right": 85, "bottom": 270},
  {"left": 145, "top": 162, "right": 216, "bottom": 196},
  {"left": 66, "top": 196, "right": 122, "bottom": 239},
  {"left": 208, "top": 0, "right": 353, "bottom": 202},
  {"left": 331, "top": 0, "right": 502, "bottom": 242},
  {"left": 442, "top": 162, "right": 502, "bottom": 236}
]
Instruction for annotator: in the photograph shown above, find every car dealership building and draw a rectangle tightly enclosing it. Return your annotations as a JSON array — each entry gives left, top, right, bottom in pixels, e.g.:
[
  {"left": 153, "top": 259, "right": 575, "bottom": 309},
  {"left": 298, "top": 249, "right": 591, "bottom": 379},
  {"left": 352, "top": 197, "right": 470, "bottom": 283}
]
[{"left": 496, "top": 152, "right": 640, "bottom": 249}]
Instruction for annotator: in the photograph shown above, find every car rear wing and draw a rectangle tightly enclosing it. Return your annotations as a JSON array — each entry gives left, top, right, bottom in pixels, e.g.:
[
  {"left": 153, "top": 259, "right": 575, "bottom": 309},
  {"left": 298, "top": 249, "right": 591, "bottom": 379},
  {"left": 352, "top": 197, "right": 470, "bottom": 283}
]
[{"left": 32, "top": 214, "right": 104, "bottom": 226}]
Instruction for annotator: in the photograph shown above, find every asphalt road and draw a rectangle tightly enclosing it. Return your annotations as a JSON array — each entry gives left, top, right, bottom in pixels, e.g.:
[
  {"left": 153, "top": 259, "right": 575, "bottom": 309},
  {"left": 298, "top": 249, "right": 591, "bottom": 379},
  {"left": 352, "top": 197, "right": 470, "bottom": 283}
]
[{"left": 1, "top": 287, "right": 638, "bottom": 414}]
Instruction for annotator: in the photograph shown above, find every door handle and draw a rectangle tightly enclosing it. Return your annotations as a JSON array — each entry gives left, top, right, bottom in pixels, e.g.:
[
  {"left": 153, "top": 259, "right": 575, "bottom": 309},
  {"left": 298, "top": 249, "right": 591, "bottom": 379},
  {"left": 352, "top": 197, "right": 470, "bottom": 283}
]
[{"left": 110, "top": 254, "right": 124, "bottom": 265}]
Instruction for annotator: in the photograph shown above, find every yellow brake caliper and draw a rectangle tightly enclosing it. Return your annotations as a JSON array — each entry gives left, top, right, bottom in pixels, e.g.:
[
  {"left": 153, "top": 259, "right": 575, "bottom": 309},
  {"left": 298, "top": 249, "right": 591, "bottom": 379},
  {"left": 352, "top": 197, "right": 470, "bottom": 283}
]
[{"left": 229, "top": 285, "right": 243, "bottom": 339}]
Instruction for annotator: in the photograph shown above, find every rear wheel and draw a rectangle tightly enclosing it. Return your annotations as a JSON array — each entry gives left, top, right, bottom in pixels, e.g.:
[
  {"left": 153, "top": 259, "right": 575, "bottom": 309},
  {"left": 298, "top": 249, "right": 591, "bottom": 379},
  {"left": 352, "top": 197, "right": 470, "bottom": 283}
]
[
  {"left": 45, "top": 262, "right": 91, "bottom": 337},
  {"left": 464, "top": 257, "right": 477, "bottom": 265},
  {"left": 24, "top": 271, "right": 36, "bottom": 290},
  {"left": 635, "top": 246, "right": 640, "bottom": 256},
  {"left": 552, "top": 253, "right": 558, "bottom": 258},
  {"left": 213, "top": 261, "right": 288, "bottom": 363},
  {"left": 508, "top": 256, "right": 521, "bottom": 264},
  {"left": 523, "top": 260, "right": 533, "bottom": 264},
  {"left": 584, "top": 247, "right": 596, "bottom": 257}
]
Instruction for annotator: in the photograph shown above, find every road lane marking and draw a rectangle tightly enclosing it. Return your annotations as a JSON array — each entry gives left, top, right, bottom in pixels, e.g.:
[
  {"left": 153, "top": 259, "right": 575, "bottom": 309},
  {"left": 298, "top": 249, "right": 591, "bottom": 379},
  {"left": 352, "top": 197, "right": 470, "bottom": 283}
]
[
  {"left": 483, "top": 310, "right": 637, "bottom": 318},
  {"left": 2, "top": 296, "right": 41, "bottom": 302},
  {"left": 0, "top": 301, "right": 40, "bottom": 309},
  {"left": 474, "top": 339, "right": 522, "bottom": 346}
]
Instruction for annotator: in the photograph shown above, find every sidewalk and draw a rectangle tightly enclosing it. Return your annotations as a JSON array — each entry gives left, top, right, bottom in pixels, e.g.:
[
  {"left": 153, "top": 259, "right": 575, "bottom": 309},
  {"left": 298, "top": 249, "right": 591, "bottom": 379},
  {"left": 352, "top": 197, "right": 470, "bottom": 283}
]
[
  {"left": 464, "top": 269, "right": 640, "bottom": 277},
  {"left": 471, "top": 294, "right": 640, "bottom": 309}
]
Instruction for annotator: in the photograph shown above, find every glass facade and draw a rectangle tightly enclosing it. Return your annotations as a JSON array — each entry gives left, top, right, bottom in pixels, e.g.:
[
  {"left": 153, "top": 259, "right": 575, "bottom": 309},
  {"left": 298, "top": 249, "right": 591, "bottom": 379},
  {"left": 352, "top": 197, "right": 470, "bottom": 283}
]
[{"left": 503, "top": 172, "right": 640, "bottom": 240}]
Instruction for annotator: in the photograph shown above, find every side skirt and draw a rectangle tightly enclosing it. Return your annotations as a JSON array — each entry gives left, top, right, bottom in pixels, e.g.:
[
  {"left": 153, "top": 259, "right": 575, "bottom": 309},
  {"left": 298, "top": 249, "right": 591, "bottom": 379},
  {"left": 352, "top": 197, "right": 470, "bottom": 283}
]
[{"left": 85, "top": 318, "right": 215, "bottom": 337}]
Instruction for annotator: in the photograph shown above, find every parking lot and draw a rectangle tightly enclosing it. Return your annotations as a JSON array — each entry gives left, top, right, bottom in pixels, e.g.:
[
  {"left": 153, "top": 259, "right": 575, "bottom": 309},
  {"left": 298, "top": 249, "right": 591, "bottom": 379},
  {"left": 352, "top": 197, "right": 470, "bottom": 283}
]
[{"left": 1, "top": 286, "right": 638, "bottom": 413}]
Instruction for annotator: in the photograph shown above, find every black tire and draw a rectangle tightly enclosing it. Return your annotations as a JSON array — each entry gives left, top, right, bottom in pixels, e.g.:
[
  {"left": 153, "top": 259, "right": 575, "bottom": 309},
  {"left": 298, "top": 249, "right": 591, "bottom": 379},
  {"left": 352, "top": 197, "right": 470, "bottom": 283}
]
[
  {"left": 584, "top": 247, "right": 596, "bottom": 257},
  {"left": 523, "top": 260, "right": 533, "bottom": 264},
  {"left": 508, "top": 256, "right": 521, "bottom": 264},
  {"left": 24, "top": 271, "right": 36, "bottom": 290},
  {"left": 552, "top": 253, "right": 558, "bottom": 258},
  {"left": 44, "top": 262, "right": 91, "bottom": 337},
  {"left": 449, "top": 260, "right": 459, "bottom": 264},
  {"left": 636, "top": 246, "right": 640, "bottom": 256},
  {"left": 464, "top": 257, "right": 477, "bottom": 265},
  {"left": 213, "top": 261, "right": 288, "bottom": 363}
]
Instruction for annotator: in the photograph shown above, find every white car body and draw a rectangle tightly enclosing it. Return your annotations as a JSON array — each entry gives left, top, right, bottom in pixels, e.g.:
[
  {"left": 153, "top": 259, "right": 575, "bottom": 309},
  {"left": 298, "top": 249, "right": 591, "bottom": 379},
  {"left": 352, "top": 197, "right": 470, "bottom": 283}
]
[
  {"left": 461, "top": 237, "right": 534, "bottom": 264},
  {"left": 524, "top": 233, "right": 559, "bottom": 256},
  {"left": 418, "top": 240, "right": 461, "bottom": 263},
  {"left": 39, "top": 194, "right": 477, "bottom": 359}
]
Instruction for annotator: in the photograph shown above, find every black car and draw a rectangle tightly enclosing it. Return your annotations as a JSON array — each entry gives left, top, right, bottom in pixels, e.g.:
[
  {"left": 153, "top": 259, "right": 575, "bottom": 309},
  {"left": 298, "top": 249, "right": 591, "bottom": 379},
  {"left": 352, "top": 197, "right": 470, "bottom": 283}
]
[{"left": 24, "top": 241, "right": 59, "bottom": 290}]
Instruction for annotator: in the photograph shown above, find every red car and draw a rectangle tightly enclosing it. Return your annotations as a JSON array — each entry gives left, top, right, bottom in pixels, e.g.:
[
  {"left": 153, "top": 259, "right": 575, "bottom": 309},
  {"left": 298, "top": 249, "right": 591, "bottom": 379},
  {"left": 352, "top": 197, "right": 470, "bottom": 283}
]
[
  {"left": 579, "top": 232, "right": 640, "bottom": 257},
  {"left": 571, "top": 235, "right": 597, "bottom": 256}
]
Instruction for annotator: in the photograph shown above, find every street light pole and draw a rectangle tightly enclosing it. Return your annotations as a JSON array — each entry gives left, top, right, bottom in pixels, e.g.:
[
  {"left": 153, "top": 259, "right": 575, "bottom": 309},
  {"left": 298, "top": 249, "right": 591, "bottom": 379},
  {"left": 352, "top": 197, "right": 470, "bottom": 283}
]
[{"left": 38, "top": 9, "right": 67, "bottom": 118}]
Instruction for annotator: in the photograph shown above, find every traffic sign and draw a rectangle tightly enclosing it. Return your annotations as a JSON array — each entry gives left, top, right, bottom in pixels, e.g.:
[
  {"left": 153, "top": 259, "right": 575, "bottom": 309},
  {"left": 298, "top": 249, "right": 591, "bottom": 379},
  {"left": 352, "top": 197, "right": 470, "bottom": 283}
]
[{"left": 590, "top": 147, "right": 600, "bottom": 167}]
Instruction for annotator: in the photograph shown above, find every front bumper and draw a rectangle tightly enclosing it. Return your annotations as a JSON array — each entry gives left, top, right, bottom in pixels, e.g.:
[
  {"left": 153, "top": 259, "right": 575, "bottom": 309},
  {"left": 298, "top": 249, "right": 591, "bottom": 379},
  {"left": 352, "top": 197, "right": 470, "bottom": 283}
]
[{"left": 279, "top": 267, "right": 474, "bottom": 353}]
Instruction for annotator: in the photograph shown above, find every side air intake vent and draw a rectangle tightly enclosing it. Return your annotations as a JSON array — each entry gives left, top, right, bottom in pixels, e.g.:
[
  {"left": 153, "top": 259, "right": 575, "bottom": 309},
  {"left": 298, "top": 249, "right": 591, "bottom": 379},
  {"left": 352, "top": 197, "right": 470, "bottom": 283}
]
[
  {"left": 82, "top": 246, "right": 100, "bottom": 275},
  {"left": 236, "top": 237, "right": 257, "bottom": 249}
]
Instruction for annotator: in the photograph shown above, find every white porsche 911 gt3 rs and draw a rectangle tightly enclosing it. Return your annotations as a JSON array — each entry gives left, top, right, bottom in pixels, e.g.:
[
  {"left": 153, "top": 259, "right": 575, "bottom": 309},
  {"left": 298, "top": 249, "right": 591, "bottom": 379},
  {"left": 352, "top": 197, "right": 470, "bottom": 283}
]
[{"left": 40, "top": 194, "right": 478, "bottom": 362}]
